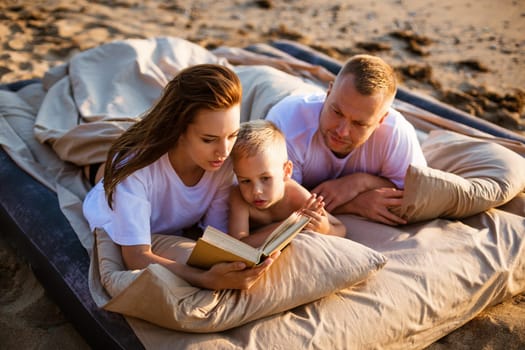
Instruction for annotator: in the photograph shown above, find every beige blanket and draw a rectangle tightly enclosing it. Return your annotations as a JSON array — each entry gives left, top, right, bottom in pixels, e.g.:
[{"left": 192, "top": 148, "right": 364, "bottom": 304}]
[{"left": 1, "top": 37, "right": 524, "bottom": 349}]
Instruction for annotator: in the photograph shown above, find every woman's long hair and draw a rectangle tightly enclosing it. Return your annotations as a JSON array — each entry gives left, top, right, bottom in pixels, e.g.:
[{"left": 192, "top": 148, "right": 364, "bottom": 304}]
[{"left": 103, "top": 64, "right": 242, "bottom": 208}]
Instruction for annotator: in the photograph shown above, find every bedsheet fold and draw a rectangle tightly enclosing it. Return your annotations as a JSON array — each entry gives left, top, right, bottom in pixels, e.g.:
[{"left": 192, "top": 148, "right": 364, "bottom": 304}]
[{"left": 1, "top": 37, "right": 524, "bottom": 350}]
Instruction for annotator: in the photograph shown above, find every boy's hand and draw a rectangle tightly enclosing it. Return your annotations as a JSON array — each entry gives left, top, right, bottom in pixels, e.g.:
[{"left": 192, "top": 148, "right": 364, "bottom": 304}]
[
  {"left": 303, "top": 208, "right": 331, "bottom": 234},
  {"left": 300, "top": 194, "right": 331, "bottom": 234},
  {"left": 301, "top": 193, "right": 324, "bottom": 213}
]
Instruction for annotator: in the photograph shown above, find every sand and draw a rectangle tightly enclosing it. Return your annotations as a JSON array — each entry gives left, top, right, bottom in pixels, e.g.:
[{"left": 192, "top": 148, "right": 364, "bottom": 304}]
[{"left": 0, "top": 0, "right": 524, "bottom": 349}]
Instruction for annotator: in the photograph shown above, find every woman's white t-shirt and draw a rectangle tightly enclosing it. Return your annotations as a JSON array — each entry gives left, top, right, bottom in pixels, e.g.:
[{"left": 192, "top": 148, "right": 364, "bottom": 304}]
[{"left": 82, "top": 153, "right": 233, "bottom": 246}]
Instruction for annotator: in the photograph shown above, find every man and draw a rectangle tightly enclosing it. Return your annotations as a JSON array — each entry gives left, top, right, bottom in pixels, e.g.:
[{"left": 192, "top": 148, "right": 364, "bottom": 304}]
[{"left": 266, "top": 54, "right": 426, "bottom": 225}]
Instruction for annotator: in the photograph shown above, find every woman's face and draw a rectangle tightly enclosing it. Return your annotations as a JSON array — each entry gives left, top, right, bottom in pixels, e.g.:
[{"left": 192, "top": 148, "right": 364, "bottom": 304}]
[{"left": 180, "top": 105, "right": 241, "bottom": 171}]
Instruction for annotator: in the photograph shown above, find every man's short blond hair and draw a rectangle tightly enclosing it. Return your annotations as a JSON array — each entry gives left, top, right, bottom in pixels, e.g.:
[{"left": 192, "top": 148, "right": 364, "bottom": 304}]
[
  {"left": 337, "top": 54, "right": 397, "bottom": 98},
  {"left": 231, "top": 119, "right": 287, "bottom": 163}
]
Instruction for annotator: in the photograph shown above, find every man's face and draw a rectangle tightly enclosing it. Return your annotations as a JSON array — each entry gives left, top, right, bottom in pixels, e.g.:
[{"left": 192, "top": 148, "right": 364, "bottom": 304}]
[{"left": 319, "top": 74, "right": 390, "bottom": 158}]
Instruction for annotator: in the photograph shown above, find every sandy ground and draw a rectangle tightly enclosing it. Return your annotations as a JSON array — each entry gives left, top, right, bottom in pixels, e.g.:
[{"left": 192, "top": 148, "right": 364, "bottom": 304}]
[{"left": 0, "top": 0, "right": 524, "bottom": 349}]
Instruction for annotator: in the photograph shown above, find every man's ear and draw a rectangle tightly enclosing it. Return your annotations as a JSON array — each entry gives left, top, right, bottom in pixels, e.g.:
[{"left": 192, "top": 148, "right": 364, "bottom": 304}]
[
  {"left": 378, "top": 110, "right": 389, "bottom": 125},
  {"left": 283, "top": 160, "right": 293, "bottom": 180},
  {"left": 378, "top": 95, "right": 395, "bottom": 124}
]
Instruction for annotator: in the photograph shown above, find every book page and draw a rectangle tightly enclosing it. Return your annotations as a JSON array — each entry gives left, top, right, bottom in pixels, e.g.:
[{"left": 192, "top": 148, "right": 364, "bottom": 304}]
[
  {"left": 201, "top": 226, "right": 262, "bottom": 262},
  {"left": 187, "top": 239, "right": 259, "bottom": 269},
  {"left": 261, "top": 212, "right": 300, "bottom": 248},
  {"left": 261, "top": 213, "right": 310, "bottom": 256}
]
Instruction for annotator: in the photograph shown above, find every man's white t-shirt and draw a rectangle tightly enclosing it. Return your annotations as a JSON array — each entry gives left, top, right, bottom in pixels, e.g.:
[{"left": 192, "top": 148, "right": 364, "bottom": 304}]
[
  {"left": 266, "top": 93, "right": 426, "bottom": 189},
  {"left": 82, "top": 153, "right": 233, "bottom": 246}
]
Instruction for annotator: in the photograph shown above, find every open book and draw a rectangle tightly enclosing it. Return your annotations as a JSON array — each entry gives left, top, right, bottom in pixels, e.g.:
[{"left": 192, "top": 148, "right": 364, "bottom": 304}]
[{"left": 186, "top": 212, "right": 310, "bottom": 269}]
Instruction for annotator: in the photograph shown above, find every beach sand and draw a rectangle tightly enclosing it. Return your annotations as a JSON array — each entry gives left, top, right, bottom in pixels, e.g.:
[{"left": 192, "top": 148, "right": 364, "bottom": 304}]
[{"left": 0, "top": 0, "right": 524, "bottom": 348}]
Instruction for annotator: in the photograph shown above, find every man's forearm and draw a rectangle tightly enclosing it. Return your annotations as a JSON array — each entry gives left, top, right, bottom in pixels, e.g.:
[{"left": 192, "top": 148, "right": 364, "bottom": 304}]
[
  {"left": 332, "top": 199, "right": 359, "bottom": 216},
  {"left": 349, "top": 172, "right": 396, "bottom": 193},
  {"left": 330, "top": 174, "right": 397, "bottom": 216}
]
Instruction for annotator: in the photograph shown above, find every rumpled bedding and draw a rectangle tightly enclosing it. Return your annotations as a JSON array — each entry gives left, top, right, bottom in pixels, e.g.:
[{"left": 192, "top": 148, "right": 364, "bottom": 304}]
[{"left": 0, "top": 37, "right": 524, "bottom": 350}]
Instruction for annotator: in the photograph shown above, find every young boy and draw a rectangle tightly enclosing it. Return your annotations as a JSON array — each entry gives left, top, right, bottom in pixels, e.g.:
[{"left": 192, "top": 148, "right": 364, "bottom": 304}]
[{"left": 229, "top": 119, "right": 346, "bottom": 248}]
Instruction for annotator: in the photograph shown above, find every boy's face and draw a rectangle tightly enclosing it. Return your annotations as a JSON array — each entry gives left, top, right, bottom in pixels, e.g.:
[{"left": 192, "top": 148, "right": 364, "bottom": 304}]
[{"left": 233, "top": 151, "right": 291, "bottom": 210}]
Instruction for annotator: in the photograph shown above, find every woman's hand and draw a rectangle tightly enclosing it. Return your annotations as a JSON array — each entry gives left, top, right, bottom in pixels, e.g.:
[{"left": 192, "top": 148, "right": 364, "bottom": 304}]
[
  {"left": 121, "top": 244, "right": 280, "bottom": 290},
  {"left": 198, "top": 250, "right": 281, "bottom": 290}
]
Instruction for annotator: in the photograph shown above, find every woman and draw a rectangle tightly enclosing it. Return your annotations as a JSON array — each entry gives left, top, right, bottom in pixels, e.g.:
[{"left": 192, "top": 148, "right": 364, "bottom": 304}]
[{"left": 83, "top": 64, "right": 278, "bottom": 290}]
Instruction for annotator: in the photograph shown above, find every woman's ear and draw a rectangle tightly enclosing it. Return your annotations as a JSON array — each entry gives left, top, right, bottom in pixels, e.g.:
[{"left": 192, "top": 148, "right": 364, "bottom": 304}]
[{"left": 283, "top": 160, "right": 293, "bottom": 180}]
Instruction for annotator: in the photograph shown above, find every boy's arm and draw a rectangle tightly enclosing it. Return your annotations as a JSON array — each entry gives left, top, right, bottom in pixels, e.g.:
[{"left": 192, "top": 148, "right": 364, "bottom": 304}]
[
  {"left": 243, "top": 222, "right": 285, "bottom": 248},
  {"left": 298, "top": 193, "right": 344, "bottom": 236},
  {"left": 228, "top": 187, "right": 251, "bottom": 240},
  {"left": 229, "top": 187, "right": 279, "bottom": 248},
  {"left": 326, "top": 213, "right": 346, "bottom": 237},
  {"left": 302, "top": 204, "right": 346, "bottom": 237}
]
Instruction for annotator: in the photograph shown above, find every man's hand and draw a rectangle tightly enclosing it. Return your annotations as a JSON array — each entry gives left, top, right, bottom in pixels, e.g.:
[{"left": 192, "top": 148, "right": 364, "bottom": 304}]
[
  {"left": 312, "top": 177, "right": 359, "bottom": 212},
  {"left": 334, "top": 187, "right": 406, "bottom": 226},
  {"left": 312, "top": 173, "right": 399, "bottom": 213}
]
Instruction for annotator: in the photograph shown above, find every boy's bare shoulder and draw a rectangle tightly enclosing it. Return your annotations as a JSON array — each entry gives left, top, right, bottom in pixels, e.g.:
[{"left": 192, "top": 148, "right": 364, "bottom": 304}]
[{"left": 228, "top": 185, "right": 244, "bottom": 205}]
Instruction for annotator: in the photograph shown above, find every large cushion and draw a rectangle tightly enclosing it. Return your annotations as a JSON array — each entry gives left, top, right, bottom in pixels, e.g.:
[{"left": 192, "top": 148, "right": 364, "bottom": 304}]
[
  {"left": 394, "top": 130, "right": 525, "bottom": 223},
  {"left": 95, "top": 228, "right": 387, "bottom": 332}
]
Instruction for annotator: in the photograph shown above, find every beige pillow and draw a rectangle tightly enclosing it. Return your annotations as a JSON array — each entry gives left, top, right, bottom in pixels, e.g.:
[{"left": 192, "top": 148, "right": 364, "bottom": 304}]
[
  {"left": 95, "top": 229, "right": 387, "bottom": 332},
  {"left": 394, "top": 130, "right": 525, "bottom": 223}
]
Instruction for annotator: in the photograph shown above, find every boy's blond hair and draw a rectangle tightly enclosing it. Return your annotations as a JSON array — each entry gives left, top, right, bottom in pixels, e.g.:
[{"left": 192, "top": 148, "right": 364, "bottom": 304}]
[{"left": 231, "top": 119, "right": 288, "bottom": 164}]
